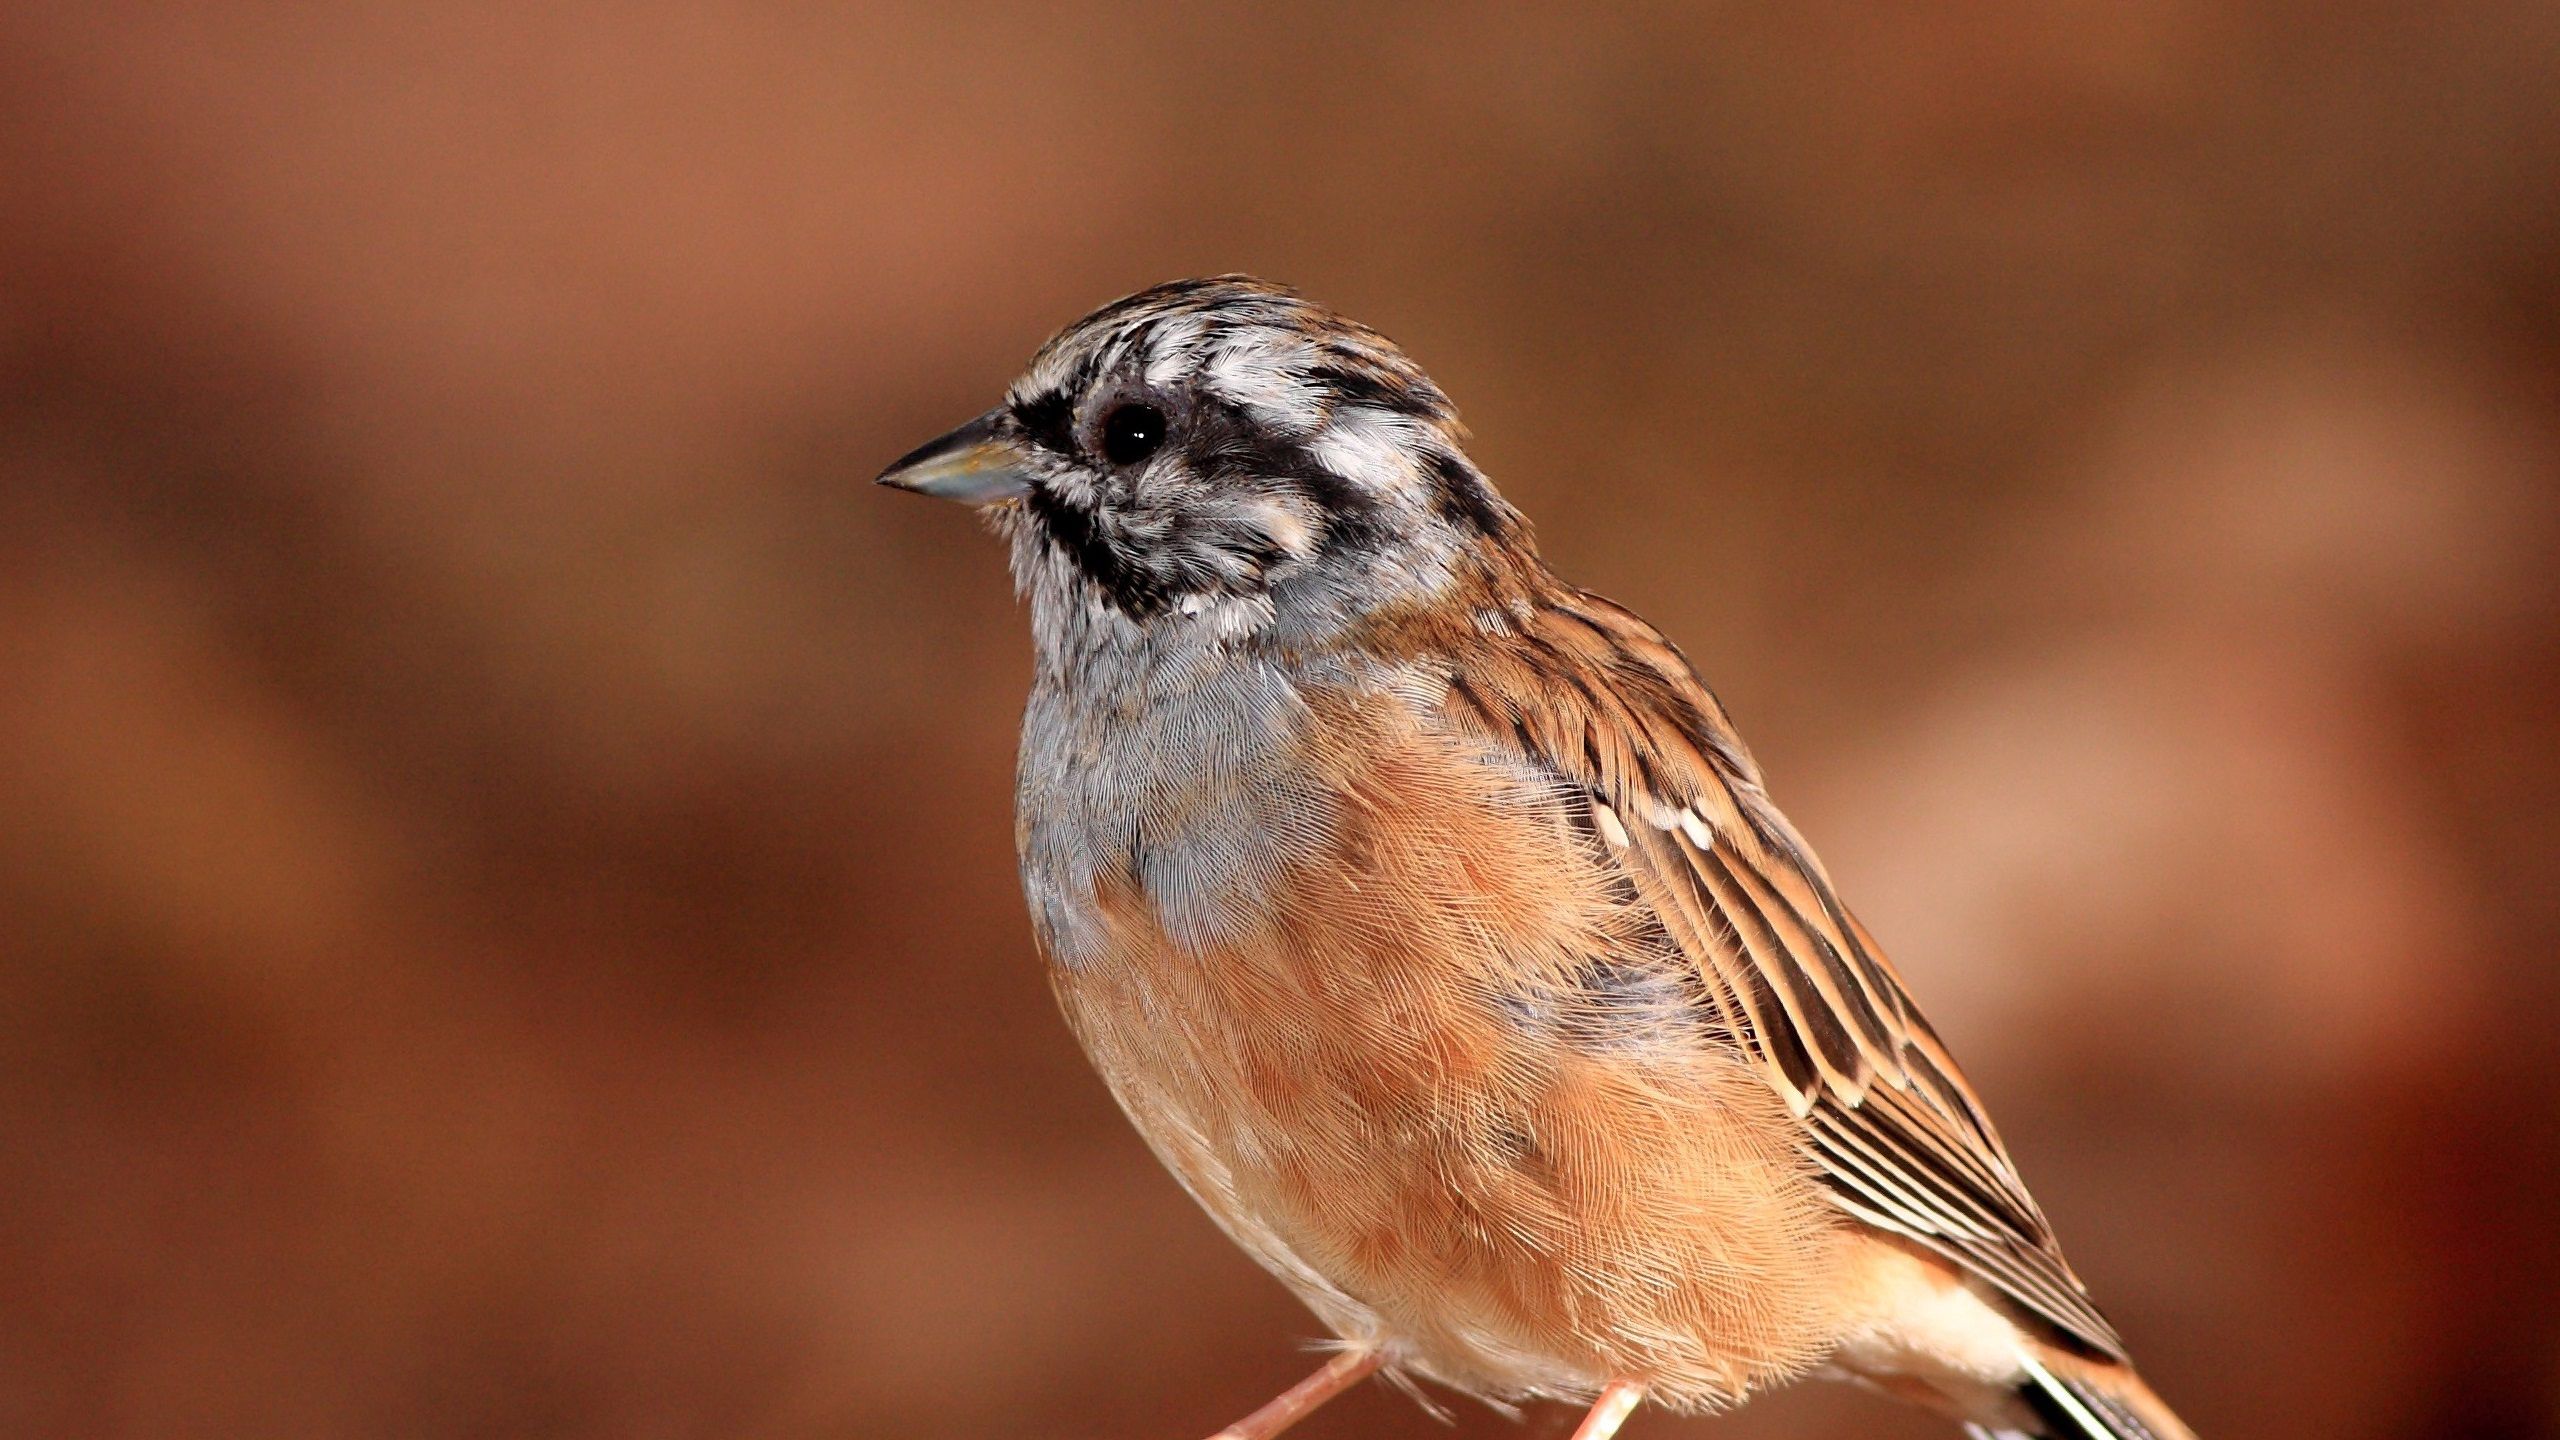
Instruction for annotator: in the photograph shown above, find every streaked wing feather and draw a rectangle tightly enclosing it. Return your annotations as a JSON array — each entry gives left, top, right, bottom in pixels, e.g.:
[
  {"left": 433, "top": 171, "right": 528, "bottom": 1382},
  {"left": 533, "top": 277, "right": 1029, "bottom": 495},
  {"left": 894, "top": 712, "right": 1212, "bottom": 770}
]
[{"left": 1446, "top": 588, "right": 2127, "bottom": 1361}]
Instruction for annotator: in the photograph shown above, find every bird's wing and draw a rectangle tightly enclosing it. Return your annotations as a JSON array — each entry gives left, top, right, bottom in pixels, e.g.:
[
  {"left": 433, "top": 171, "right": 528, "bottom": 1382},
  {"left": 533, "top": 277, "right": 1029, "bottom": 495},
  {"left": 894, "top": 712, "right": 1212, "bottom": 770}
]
[{"left": 1431, "top": 585, "right": 2127, "bottom": 1361}]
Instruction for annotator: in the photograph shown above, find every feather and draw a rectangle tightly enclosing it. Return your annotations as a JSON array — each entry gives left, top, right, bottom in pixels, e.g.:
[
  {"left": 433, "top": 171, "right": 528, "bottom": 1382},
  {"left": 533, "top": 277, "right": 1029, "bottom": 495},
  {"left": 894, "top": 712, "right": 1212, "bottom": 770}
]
[{"left": 1427, "top": 583, "right": 2129, "bottom": 1362}]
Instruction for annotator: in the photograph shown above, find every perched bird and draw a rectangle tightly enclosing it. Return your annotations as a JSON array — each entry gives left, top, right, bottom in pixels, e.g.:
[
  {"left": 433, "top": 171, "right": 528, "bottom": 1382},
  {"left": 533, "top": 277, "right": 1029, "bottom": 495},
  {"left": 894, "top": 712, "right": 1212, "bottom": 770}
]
[{"left": 877, "top": 277, "right": 2196, "bottom": 1440}]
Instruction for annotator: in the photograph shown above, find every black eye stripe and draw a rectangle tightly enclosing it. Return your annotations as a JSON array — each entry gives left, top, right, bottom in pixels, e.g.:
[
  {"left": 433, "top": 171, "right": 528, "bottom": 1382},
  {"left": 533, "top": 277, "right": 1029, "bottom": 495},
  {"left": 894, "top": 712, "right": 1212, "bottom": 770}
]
[
  {"left": 1179, "top": 396, "right": 1395, "bottom": 557},
  {"left": 1012, "top": 392, "right": 1076, "bottom": 453}
]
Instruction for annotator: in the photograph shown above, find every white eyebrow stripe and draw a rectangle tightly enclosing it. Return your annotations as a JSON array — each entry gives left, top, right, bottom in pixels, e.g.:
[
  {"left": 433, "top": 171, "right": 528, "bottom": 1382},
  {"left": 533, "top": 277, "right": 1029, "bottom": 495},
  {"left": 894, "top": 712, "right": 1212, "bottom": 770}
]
[
  {"left": 1200, "top": 336, "right": 1325, "bottom": 426},
  {"left": 1140, "top": 315, "right": 1212, "bottom": 387},
  {"left": 1309, "top": 410, "right": 1425, "bottom": 499}
]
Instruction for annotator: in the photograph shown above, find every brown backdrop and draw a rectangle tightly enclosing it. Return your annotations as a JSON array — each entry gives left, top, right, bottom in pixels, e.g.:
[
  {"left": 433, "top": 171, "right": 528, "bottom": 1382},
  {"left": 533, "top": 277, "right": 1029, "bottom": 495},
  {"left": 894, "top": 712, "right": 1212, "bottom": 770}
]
[{"left": 5, "top": 5, "right": 2558, "bottom": 1438}]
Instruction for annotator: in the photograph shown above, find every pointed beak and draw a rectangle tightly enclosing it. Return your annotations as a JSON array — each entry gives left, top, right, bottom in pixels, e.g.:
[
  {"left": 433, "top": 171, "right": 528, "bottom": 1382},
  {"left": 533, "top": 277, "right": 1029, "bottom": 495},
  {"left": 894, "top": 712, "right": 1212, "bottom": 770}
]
[{"left": 875, "top": 409, "right": 1035, "bottom": 506}]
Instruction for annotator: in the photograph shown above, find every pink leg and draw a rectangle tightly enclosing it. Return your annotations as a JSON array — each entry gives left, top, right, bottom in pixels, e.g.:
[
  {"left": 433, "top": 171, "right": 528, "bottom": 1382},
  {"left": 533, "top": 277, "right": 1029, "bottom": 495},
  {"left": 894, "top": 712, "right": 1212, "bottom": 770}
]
[
  {"left": 1569, "top": 1380, "right": 1647, "bottom": 1440},
  {"left": 1206, "top": 1349, "right": 1384, "bottom": 1440}
]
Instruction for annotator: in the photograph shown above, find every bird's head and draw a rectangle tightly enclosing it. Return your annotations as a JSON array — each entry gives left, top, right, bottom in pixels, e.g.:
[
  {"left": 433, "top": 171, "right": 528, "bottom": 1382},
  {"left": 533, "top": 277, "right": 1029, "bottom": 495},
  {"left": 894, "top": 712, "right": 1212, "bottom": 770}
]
[{"left": 878, "top": 276, "right": 1523, "bottom": 641}]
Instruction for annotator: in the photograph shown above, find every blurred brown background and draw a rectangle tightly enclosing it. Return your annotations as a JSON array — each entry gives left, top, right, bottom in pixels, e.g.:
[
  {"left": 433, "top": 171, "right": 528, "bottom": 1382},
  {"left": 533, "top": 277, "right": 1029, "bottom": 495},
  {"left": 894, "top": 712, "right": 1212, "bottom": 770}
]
[{"left": 4, "top": 4, "right": 2558, "bottom": 1438}]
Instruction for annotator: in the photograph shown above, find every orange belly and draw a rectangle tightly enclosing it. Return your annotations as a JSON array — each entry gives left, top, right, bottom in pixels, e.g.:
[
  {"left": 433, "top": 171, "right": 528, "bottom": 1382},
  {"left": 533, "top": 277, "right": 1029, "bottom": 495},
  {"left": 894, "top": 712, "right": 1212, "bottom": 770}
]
[{"left": 1057, "top": 940, "right": 1854, "bottom": 1408}]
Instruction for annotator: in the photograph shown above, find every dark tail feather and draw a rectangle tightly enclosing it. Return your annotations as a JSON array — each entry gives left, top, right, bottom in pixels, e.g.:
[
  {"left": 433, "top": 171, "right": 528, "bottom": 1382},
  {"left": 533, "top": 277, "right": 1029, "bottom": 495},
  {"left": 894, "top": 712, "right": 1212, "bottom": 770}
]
[{"left": 2017, "top": 1350, "right": 2196, "bottom": 1440}]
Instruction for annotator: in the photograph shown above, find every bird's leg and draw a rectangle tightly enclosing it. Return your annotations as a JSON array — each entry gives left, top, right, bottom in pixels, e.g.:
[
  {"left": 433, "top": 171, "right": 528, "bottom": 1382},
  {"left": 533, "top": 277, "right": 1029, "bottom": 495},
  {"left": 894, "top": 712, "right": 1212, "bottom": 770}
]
[
  {"left": 1568, "top": 1380, "right": 1647, "bottom": 1440},
  {"left": 1206, "top": 1349, "right": 1384, "bottom": 1440}
]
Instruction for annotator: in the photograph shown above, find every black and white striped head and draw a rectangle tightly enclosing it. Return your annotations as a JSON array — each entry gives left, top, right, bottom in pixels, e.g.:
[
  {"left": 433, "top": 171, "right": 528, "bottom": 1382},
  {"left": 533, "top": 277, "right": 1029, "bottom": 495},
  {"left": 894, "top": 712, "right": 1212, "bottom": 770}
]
[{"left": 878, "top": 277, "right": 1520, "bottom": 634}]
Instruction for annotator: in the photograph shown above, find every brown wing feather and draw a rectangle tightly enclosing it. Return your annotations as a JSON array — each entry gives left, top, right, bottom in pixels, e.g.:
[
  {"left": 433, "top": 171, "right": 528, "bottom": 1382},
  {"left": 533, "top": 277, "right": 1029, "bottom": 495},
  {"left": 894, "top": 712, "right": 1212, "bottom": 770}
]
[{"left": 1431, "top": 583, "right": 2127, "bottom": 1362}]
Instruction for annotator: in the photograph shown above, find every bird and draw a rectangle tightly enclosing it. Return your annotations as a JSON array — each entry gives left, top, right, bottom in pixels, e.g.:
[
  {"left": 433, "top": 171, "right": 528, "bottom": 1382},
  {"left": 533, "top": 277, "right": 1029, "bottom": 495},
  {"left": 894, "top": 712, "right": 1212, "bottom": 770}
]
[{"left": 876, "top": 276, "right": 2197, "bottom": 1440}]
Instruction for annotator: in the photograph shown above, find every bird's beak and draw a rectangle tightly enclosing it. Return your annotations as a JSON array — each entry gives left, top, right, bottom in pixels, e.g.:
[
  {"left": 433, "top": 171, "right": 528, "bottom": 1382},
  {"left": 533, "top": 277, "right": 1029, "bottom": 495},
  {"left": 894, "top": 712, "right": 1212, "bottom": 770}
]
[{"left": 875, "top": 409, "right": 1035, "bottom": 506}]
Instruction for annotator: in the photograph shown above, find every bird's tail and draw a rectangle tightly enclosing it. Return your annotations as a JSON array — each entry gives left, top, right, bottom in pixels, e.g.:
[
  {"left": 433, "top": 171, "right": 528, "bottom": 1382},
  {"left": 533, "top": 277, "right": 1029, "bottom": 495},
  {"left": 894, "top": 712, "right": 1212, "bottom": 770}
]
[{"left": 2008, "top": 1346, "right": 2196, "bottom": 1440}]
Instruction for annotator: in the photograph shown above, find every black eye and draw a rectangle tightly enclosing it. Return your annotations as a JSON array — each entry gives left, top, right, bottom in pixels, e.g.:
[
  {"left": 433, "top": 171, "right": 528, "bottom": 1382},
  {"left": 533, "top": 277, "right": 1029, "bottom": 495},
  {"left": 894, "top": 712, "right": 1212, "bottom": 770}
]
[{"left": 1100, "top": 402, "right": 1167, "bottom": 465}]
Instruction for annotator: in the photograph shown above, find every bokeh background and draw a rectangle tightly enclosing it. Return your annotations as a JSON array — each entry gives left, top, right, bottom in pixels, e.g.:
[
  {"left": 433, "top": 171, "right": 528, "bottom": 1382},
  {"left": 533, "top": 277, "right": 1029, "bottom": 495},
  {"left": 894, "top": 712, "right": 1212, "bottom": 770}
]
[{"left": 6, "top": 4, "right": 2559, "bottom": 1438}]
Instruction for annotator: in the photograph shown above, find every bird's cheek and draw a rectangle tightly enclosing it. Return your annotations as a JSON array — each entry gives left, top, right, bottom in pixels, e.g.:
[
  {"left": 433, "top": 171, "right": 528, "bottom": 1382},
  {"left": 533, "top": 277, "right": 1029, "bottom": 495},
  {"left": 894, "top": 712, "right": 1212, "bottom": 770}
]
[{"left": 1239, "top": 499, "right": 1319, "bottom": 562}]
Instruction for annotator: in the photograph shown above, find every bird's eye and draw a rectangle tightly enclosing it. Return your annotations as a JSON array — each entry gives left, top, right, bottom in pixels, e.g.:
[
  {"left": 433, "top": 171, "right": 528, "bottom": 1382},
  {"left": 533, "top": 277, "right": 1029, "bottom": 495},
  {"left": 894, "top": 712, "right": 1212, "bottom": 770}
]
[{"left": 1100, "top": 402, "right": 1168, "bottom": 465}]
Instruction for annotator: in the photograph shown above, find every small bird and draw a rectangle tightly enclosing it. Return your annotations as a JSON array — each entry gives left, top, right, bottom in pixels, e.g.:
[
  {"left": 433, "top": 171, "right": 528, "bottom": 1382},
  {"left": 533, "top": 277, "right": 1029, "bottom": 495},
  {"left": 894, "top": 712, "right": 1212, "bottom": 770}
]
[{"left": 878, "top": 277, "right": 2196, "bottom": 1440}]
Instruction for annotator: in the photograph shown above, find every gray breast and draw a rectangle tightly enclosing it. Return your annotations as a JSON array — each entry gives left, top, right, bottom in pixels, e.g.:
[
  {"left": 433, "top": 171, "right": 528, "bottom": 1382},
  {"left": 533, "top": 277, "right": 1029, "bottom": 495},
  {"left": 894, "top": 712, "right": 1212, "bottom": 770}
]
[{"left": 1015, "top": 630, "right": 1348, "bottom": 966}]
